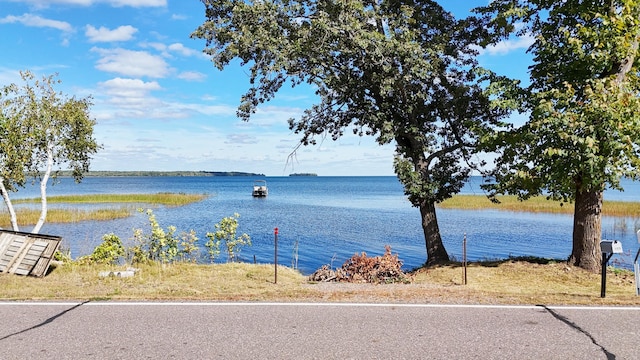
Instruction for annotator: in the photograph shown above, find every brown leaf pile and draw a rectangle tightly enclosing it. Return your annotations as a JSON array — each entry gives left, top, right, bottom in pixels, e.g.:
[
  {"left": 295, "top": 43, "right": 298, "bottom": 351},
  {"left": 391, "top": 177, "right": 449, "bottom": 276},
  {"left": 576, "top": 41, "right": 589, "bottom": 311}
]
[{"left": 309, "top": 245, "right": 412, "bottom": 284}]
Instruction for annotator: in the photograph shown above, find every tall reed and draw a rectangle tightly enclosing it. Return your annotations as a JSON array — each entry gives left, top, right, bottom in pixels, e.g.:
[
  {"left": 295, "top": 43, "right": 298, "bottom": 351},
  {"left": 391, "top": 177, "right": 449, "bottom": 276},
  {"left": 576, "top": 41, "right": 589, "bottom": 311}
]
[
  {"left": 1, "top": 192, "right": 209, "bottom": 226},
  {"left": 0, "top": 208, "right": 133, "bottom": 227},
  {"left": 14, "top": 192, "right": 209, "bottom": 206},
  {"left": 439, "top": 195, "right": 640, "bottom": 217}
]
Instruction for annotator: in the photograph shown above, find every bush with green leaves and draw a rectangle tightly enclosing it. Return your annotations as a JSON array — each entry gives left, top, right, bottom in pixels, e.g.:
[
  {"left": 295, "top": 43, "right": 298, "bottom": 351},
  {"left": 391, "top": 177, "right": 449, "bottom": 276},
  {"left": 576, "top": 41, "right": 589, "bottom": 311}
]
[
  {"left": 53, "top": 246, "right": 73, "bottom": 263},
  {"left": 205, "top": 213, "right": 251, "bottom": 263},
  {"left": 75, "top": 233, "right": 124, "bottom": 265},
  {"left": 89, "top": 233, "right": 125, "bottom": 265},
  {"left": 178, "top": 229, "right": 199, "bottom": 263},
  {"left": 129, "top": 208, "right": 199, "bottom": 264}
]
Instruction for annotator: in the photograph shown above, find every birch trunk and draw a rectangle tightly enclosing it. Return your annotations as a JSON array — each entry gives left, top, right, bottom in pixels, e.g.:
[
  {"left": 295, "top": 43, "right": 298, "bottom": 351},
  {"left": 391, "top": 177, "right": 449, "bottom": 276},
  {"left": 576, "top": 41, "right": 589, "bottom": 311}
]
[
  {"left": 32, "top": 146, "right": 53, "bottom": 234},
  {"left": 0, "top": 178, "right": 19, "bottom": 231}
]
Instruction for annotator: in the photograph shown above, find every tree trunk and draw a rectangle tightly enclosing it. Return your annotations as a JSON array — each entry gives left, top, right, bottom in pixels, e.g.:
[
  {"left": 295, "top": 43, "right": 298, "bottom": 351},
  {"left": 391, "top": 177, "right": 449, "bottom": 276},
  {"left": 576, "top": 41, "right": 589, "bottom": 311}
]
[
  {"left": 419, "top": 200, "right": 449, "bottom": 265},
  {"left": 32, "top": 146, "right": 53, "bottom": 234},
  {"left": 0, "top": 178, "right": 19, "bottom": 231},
  {"left": 568, "top": 188, "right": 603, "bottom": 273}
]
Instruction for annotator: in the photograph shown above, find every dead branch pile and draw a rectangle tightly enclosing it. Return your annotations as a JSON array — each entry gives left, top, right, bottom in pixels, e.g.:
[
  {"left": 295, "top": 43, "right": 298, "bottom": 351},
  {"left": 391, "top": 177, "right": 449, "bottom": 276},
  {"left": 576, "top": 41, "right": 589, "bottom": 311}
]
[
  {"left": 308, "top": 245, "right": 412, "bottom": 284},
  {"left": 308, "top": 264, "right": 338, "bottom": 282}
]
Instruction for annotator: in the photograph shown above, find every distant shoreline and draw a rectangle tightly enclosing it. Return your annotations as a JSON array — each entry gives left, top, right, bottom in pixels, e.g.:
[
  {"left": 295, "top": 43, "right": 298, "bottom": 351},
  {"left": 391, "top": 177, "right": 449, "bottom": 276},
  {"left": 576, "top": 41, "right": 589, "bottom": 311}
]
[{"left": 58, "top": 171, "right": 266, "bottom": 177}]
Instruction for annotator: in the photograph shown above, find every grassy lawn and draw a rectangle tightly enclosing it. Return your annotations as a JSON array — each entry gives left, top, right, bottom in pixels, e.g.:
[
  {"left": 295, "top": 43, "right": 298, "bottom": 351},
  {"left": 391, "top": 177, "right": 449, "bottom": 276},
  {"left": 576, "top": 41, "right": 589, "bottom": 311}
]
[{"left": 1, "top": 260, "right": 638, "bottom": 305}]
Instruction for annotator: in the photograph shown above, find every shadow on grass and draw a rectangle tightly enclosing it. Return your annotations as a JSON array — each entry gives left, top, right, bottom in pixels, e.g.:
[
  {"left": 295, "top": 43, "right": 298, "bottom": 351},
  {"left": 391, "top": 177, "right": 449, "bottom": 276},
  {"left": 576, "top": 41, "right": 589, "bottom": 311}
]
[{"left": 410, "top": 256, "right": 565, "bottom": 273}]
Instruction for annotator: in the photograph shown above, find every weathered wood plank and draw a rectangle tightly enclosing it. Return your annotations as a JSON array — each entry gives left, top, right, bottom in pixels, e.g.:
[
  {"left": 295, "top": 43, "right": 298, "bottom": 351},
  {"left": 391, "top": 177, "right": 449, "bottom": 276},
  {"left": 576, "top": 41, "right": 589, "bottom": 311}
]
[
  {"left": 13, "top": 240, "right": 47, "bottom": 275},
  {"left": 28, "top": 241, "right": 48, "bottom": 254},
  {"left": 39, "top": 238, "right": 59, "bottom": 259},
  {"left": 0, "top": 230, "right": 62, "bottom": 277},
  {"left": 5, "top": 238, "right": 30, "bottom": 274},
  {"left": 0, "top": 233, "right": 13, "bottom": 257},
  {"left": 31, "top": 240, "right": 61, "bottom": 277}
]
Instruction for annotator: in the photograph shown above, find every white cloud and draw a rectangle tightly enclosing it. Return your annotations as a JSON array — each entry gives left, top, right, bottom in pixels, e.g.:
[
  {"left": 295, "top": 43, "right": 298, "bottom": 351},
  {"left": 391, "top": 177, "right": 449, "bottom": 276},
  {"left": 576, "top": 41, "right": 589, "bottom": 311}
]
[
  {"left": 177, "top": 71, "right": 206, "bottom": 82},
  {"left": 140, "top": 42, "right": 203, "bottom": 58},
  {"left": 139, "top": 42, "right": 166, "bottom": 52},
  {"left": 109, "top": 0, "right": 166, "bottom": 6},
  {"left": 99, "top": 77, "right": 162, "bottom": 97},
  {"left": 8, "top": 0, "right": 166, "bottom": 8},
  {"left": 85, "top": 24, "right": 137, "bottom": 42},
  {"left": 97, "top": 77, "right": 164, "bottom": 117},
  {"left": 167, "top": 43, "right": 200, "bottom": 57},
  {"left": 179, "top": 103, "right": 236, "bottom": 117},
  {"left": 92, "top": 47, "right": 171, "bottom": 78},
  {"left": 249, "top": 105, "right": 304, "bottom": 128},
  {"left": 95, "top": 77, "right": 236, "bottom": 121},
  {"left": 0, "top": 13, "right": 73, "bottom": 32},
  {"left": 171, "top": 14, "right": 187, "bottom": 21},
  {"left": 226, "top": 134, "right": 258, "bottom": 145},
  {"left": 200, "top": 95, "right": 218, "bottom": 101},
  {"left": 0, "top": 68, "right": 22, "bottom": 85},
  {"left": 483, "top": 34, "right": 535, "bottom": 55}
]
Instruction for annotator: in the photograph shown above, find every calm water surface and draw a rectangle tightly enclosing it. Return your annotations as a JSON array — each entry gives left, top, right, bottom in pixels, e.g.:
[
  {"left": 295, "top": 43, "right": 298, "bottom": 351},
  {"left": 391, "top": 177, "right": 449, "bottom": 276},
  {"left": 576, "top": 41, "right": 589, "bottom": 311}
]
[{"left": 11, "top": 176, "right": 640, "bottom": 274}]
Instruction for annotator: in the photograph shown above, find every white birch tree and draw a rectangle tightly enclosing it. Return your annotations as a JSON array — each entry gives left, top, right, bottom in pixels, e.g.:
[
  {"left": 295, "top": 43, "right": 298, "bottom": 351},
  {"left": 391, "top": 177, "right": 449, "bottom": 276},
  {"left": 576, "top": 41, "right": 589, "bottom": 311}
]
[{"left": 0, "top": 71, "right": 99, "bottom": 233}]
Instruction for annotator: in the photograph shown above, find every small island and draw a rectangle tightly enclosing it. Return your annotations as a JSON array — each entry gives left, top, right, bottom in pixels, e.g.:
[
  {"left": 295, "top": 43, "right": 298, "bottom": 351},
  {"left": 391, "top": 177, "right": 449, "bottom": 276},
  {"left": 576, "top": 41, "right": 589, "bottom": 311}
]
[{"left": 289, "top": 173, "right": 318, "bottom": 176}]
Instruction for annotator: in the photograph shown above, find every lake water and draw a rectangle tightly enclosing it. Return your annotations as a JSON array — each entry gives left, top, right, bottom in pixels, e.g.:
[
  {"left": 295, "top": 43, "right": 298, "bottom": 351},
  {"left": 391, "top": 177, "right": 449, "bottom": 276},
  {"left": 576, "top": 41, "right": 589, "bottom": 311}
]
[{"left": 9, "top": 176, "right": 640, "bottom": 275}]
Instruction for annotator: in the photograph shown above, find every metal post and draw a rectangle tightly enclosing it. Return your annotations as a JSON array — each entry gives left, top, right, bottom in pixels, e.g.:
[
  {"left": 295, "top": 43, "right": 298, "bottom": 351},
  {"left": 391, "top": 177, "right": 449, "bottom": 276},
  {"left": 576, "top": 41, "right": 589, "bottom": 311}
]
[
  {"left": 274, "top": 227, "right": 278, "bottom": 284},
  {"left": 601, "top": 252, "right": 613, "bottom": 298},
  {"left": 635, "top": 230, "right": 640, "bottom": 296},
  {"left": 635, "top": 261, "right": 640, "bottom": 296},
  {"left": 634, "top": 248, "right": 640, "bottom": 296},
  {"left": 463, "top": 233, "right": 467, "bottom": 285}
]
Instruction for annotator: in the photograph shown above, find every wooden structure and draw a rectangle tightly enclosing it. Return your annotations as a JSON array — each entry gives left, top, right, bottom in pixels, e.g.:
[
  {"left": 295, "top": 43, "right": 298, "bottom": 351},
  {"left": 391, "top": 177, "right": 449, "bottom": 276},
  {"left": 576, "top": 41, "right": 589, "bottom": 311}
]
[{"left": 0, "top": 230, "right": 62, "bottom": 277}]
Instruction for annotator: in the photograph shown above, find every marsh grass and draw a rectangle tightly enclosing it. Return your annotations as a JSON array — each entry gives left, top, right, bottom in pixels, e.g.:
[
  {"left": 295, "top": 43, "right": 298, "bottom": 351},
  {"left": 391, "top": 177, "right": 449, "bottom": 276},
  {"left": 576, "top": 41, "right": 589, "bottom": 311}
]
[
  {"left": 14, "top": 193, "right": 209, "bottom": 207},
  {"left": 1, "top": 260, "right": 638, "bottom": 305},
  {"left": 1, "top": 193, "right": 209, "bottom": 225},
  {"left": 439, "top": 195, "right": 640, "bottom": 217},
  {"left": 0, "top": 208, "right": 134, "bottom": 227}
]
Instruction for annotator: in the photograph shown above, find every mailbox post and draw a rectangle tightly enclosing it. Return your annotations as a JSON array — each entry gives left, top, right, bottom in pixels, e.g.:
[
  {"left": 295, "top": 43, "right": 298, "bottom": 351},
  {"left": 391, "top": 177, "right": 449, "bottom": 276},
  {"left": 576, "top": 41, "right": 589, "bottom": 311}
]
[
  {"left": 600, "top": 240, "right": 623, "bottom": 298},
  {"left": 635, "top": 230, "right": 640, "bottom": 296}
]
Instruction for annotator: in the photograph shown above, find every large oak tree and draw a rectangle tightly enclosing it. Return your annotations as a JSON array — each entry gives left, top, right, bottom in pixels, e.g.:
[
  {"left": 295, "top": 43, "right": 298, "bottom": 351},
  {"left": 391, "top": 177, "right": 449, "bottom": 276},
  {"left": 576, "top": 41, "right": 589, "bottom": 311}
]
[
  {"left": 193, "top": 0, "right": 506, "bottom": 265},
  {"left": 477, "top": 1, "right": 640, "bottom": 272}
]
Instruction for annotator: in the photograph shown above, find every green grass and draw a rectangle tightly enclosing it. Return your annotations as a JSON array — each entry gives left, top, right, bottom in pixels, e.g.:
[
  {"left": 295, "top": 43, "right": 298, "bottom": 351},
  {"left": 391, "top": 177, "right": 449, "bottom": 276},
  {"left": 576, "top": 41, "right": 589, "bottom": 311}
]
[
  {"left": 439, "top": 194, "right": 640, "bottom": 217},
  {"left": 14, "top": 192, "right": 209, "bottom": 206},
  {"left": 1, "top": 192, "right": 209, "bottom": 225},
  {"left": 0, "top": 208, "right": 134, "bottom": 227},
  {"left": 0, "top": 260, "right": 637, "bottom": 305}
]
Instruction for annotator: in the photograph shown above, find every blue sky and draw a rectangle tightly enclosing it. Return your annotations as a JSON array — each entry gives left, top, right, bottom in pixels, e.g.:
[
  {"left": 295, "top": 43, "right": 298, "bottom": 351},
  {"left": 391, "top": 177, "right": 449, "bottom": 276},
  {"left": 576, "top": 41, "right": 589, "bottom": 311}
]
[{"left": 0, "top": 0, "right": 532, "bottom": 176}]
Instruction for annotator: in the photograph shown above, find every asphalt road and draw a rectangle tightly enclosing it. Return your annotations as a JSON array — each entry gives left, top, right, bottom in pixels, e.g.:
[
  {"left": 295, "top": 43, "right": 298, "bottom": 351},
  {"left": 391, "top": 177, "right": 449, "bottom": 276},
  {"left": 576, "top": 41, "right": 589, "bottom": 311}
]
[{"left": 0, "top": 302, "right": 638, "bottom": 359}]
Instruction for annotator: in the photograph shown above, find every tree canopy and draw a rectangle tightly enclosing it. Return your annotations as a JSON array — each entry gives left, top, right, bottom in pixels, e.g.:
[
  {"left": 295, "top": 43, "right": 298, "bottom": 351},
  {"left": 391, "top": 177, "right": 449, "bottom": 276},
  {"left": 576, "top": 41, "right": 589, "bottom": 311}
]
[
  {"left": 193, "top": 0, "right": 507, "bottom": 264},
  {"left": 477, "top": 1, "right": 640, "bottom": 271},
  {"left": 0, "top": 71, "right": 99, "bottom": 233}
]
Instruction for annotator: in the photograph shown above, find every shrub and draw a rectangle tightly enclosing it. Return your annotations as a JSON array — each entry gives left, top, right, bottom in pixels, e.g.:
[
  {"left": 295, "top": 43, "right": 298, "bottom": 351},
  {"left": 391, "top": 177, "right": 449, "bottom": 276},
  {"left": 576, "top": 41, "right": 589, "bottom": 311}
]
[
  {"left": 205, "top": 213, "right": 251, "bottom": 262},
  {"left": 179, "top": 229, "right": 199, "bottom": 262},
  {"left": 53, "top": 246, "right": 73, "bottom": 263},
  {"left": 129, "top": 209, "right": 199, "bottom": 264},
  {"left": 89, "top": 233, "right": 125, "bottom": 265}
]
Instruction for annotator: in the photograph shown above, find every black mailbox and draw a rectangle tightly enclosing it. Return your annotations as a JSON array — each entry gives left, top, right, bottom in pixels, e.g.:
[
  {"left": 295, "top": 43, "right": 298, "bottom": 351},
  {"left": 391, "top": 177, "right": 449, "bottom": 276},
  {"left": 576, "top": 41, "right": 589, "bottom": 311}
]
[
  {"left": 600, "top": 240, "right": 624, "bottom": 298},
  {"left": 600, "top": 240, "right": 623, "bottom": 254}
]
